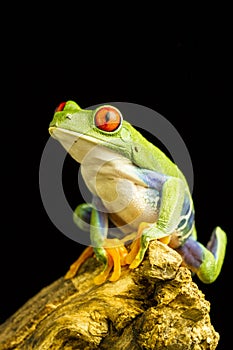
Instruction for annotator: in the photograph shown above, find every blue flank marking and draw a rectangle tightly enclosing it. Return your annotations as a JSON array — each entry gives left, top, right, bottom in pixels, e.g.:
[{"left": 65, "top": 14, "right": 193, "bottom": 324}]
[
  {"left": 176, "top": 192, "right": 195, "bottom": 237},
  {"left": 136, "top": 168, "right": 168, "bottom": 190}
]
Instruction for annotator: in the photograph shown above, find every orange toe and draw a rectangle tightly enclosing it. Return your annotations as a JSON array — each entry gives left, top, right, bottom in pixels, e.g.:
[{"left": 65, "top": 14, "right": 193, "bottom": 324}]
[
  {"left": 125, "top": 222, "right": 151, "bottom": 265},
  {"left": 118, "top": 245, "right": 129, "bottom": 266},
  {"left": 64, "top": 246, "right": 94, "bottom": 279},
  {"left": 106, "top": 247, "right": 121, "bottom": 282},
  {"left": 159, "top": 235, "right": 171, "bottom": 244},
  {"left": 94, "top": 243, "right": 129, "bottom": 284},
  {"left": 125, "top": 238, "right": 141, "bottom": 265},
  {"left": 94, "top": 254, "right": 114, "bottom": 285}
]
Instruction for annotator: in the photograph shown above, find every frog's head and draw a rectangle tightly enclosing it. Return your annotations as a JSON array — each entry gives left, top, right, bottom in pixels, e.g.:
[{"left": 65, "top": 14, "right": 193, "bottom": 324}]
[{"left": 49, "top": 100, "right": 140, "bottom": 163}]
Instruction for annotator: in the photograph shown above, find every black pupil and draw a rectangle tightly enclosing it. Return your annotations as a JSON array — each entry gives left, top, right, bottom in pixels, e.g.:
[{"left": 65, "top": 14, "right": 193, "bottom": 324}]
[{"left": 105, "top": 111, "right": 112, "bottom": 122}]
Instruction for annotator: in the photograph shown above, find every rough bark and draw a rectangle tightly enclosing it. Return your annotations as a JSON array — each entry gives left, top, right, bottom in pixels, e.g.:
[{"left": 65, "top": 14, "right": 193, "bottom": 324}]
[{"left": 0, "top": 240, "right": 220, "bottom": 349}]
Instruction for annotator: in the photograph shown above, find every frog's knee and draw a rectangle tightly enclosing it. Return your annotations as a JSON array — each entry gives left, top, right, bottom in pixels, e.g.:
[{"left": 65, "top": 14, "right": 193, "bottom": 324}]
[
  {"left": 206, "top": 226, "right": 227, "bottom": 260},
  {"left": 197, "top": 226, "right": 227, "bottom": 283},
  {"left": 196, "top": 250, "right": 222, "bottom": 284},
  {"left": 176, "top": 227, "right": 227, "bottom": 283}
]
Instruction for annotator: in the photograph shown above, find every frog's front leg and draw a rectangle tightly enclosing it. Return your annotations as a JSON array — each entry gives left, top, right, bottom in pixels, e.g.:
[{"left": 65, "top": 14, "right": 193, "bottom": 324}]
[
  {"left": 64, "top": 203, "right": 95, "bottom": 279},
  {"left": 176, "top": 226, "right": 227, "bottom": 283},
  {"left": 91, "top": 206, "right": 129, "bottom": 283},
  {"left": 65, "top": 199, "right": 128, "bottom": 284},
  {"left": 126, "top": 177, "right": 185, "bottom": 268}
]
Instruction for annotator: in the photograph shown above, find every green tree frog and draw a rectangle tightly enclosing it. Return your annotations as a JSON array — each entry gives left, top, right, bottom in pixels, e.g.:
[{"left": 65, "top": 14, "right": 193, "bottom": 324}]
[{"left": 49, "top": 101, "right": 227, "bottom": 285}]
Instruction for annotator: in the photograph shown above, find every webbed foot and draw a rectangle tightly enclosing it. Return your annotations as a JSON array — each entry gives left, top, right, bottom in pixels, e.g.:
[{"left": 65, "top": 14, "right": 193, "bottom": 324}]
[
  {"left": 94, "top": 239, "right": 128, "bottom": 284},
  {"left": 64, "top": 239, "right": 129, "bottom": 284}
]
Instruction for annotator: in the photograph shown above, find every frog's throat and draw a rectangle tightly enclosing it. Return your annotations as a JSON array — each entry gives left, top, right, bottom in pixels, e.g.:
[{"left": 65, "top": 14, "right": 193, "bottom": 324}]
[{"left": 49, "top": 127, "right": 125, "bottom": 164}]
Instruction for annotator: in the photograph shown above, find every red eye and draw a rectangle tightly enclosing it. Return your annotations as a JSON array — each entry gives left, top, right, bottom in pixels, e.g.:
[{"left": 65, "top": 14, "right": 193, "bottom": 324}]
[
  {"left": 55, "top": 101, "right": 66, "bottom": 112},
  {"left": 94, "top": 106, "right": 122, "bottom": 132}
]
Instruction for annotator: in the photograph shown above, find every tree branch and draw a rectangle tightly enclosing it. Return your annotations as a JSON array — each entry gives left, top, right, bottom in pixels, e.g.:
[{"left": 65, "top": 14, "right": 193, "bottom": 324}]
[{"left": 0, "top": 241, "right": 219, "bottom": 349}]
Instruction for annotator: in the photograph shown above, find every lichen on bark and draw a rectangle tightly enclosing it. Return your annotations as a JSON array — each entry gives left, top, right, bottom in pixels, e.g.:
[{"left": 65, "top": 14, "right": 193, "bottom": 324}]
[{"left": 0, "top": 240, "right": 220, "bottom": 349}]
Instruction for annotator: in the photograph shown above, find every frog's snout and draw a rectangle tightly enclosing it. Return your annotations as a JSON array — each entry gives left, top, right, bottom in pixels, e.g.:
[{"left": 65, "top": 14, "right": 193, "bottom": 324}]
[{"left": 48, "top": 126, "right": 55, "bottom": 136}]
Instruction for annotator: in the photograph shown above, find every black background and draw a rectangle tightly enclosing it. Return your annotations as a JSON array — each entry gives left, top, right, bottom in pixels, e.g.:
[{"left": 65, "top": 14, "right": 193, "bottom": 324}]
[{"left": 1, "top": 26, "right": 232, "bottom": 349}]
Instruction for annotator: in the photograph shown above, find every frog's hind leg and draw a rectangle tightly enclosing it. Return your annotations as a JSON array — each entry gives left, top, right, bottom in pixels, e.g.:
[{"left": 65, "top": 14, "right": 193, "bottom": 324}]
[
  {"left": 176, "top": 226, "right": 227, "bottom": 283},
  {"left": 125, "top": 222, "right": 171, "bottom": 268}
]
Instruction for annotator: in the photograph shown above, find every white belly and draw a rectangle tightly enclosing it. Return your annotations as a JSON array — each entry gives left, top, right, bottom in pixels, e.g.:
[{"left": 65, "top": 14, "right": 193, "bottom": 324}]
[{"left": 81, "top": 146, "right": 160, "bottom": 233}]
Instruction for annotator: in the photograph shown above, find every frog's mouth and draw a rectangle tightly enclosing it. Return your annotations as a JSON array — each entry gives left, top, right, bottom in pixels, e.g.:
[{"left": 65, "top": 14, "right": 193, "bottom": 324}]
[
  {"left": 49, "top": 126, "right": 103, "bottom": 163},
  {"left": 49, "top": 126, "right": 116, "bottom": 164}
]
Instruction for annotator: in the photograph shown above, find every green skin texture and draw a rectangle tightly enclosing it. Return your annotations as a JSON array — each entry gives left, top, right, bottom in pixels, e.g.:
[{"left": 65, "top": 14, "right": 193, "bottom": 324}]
[{"left": 49, "top": 101, "right": 227, "bottom": 283}]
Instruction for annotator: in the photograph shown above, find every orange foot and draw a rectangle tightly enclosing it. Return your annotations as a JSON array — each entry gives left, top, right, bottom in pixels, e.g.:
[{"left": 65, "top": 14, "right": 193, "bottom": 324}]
[
  {"left": 64, "top": 229, "right": 171, "bottom": 284},
  {"left": 64, "top": 239, "right": 129, "bottom": 284},
  {"left": 94, "top": 240, "right": 128, "bottom": 285},
  {"left": 125, "top": 222, "right": 150, "bottom": 268}
]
